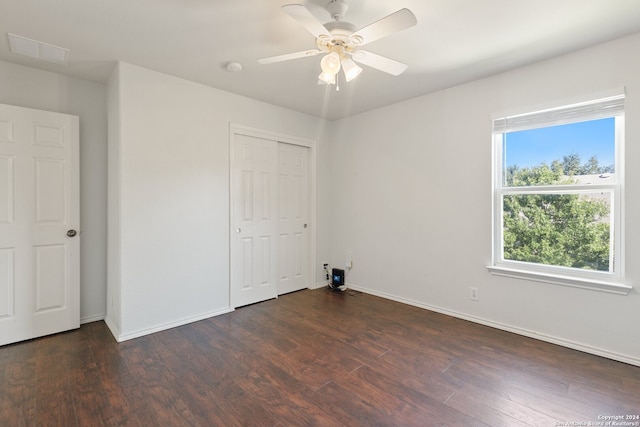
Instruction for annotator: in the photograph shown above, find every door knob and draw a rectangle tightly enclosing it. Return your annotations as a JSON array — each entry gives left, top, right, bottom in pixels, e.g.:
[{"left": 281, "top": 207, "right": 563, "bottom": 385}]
[
  {"left": 235, "top": 228, "right": 241, "bottom": 234},
  {"left": 66, "top": 229, "right": 78, "bottom": 238},
  {"left": 304, "top": 224, "right": 308, "bottom": 228}
]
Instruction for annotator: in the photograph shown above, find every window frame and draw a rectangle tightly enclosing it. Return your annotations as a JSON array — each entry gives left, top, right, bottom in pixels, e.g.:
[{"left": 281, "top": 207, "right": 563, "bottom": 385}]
[{"left": 488, "top": 92, "right": 631, "bottom": 295}]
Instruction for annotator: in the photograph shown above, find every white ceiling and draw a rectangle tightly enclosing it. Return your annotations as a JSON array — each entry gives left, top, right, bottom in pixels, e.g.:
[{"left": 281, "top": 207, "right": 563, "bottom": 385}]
[{"left": 1, "top": 0, "right": 640, "bottom": 120}]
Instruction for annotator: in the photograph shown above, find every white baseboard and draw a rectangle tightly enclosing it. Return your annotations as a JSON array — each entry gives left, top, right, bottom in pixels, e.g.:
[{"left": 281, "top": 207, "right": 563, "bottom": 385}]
[
  {"left": 80, "top": 313, "right": 105, "bottom": 324},
  {"left": 106, "top": 307, "right": 234, "bottom": 343},
  {"left": 312, "top": 280, "right": 330, "bottom": 290},
  {"left": 103, "top": 315, "right": 121, "bottom": 342},
  {"left": 347, "top": 284, "right": 640, "bottom": 367}
]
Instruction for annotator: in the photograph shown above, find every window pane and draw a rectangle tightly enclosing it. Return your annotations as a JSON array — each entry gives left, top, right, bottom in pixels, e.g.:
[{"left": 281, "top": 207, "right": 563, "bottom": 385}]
[
  {"left": 503, "top": 118, "right": 615, "bottom": 187},
  {"left": 502, "top": 192, "right": 612, "bottom": 272}
]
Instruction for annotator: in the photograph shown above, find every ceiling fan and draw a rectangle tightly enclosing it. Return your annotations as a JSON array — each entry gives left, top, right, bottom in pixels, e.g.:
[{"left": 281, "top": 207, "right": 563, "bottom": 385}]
[{"left": 258, "top": 0, "right": 417, "bottom": 86}]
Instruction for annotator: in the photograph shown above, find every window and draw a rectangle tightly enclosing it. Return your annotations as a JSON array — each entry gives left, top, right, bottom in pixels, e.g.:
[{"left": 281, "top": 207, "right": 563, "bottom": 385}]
[{"left": 488, "top": 91, "right": 631, "bottom": 294}]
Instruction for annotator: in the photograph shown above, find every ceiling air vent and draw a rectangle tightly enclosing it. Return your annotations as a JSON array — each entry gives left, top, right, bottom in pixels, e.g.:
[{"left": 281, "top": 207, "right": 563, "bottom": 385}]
[{"left": 8, "top": 33, "right": 70, "bottom": 65}]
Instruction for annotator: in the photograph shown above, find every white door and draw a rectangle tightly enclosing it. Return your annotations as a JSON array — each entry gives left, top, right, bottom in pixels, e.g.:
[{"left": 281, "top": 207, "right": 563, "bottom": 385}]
[
  {"left": 0, "top": 104, "right": 80, "bottom": 346},
  {"left": 231, "top": 134, "right": 278, "bottom": 307},
  {"left": 277, "top": 143, "right": 309, "bottom": 295}
]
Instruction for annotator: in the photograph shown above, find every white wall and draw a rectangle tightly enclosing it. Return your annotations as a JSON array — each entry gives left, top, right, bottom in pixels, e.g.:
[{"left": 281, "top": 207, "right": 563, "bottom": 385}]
[
  {"left": 106, "top": 64, "right": 122, "bottom": 334},
  {"left": 107, "top": 62, "right": 327, "bottom": 340},
  {"left": 326, "top": 33, "right": 640, "bottom": 365},
  {"left": 0, "top": 60, "right": 108, "bottom": 323}
]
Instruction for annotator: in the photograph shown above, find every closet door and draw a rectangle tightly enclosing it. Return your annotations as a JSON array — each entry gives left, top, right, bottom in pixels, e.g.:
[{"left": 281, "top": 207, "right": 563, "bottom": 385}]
[
  {"left": 231, "top": 133, "right": 278, "bottom": 308},
  {"left": 277, "top": 142, "right": 309, "bottom": 295}
]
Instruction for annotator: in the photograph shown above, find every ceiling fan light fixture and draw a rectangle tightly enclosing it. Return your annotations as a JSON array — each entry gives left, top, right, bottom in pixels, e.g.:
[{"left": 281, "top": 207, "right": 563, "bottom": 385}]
[
  {"left": 318, "top": 70, "right": 336, "bottom": 84},
  {"left": 341, "top": 57, "right": 362, "bottom": 82},
  {"left": 320, "top": 51, "right": 341, "bottom": 75}
]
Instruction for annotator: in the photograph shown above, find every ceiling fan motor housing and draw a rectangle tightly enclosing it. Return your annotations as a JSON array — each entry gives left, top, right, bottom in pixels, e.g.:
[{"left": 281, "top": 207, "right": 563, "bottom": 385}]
[
  {"left": 327, "top": 0, "right": 348, "bottom": 21},
  {"left": 319, "top": 20, "right": 357, "bottom": 51},
  {"left": 321, "top": 0, "right": 363, "bottom": 49}
]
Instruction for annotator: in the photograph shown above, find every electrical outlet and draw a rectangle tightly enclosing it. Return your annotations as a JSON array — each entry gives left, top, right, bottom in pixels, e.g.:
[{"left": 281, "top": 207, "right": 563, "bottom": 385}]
[
  {"left": 345, "top": 251, "right": 352, "bottom": 269},
  {"left": 470, "top": 287, "right": 479, "bottom": 301}
]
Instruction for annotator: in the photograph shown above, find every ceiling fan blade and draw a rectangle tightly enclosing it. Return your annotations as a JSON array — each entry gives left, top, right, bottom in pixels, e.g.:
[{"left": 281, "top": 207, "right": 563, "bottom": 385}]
[
  {"left": 282, "top": 4, "right": 331, "bottom": 40},
  {"left": 258, "top": 49, "right": 321, "bottom": 64},
  {"left": 351, "top": 50, "right": 408, "bottom": 76},
  {"left": 350, "top": 8, "right": 417, "bottom": 46}
]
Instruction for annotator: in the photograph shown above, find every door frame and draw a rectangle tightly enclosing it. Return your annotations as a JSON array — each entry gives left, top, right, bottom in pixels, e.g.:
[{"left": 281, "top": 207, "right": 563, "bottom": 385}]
[{"left": 229, "top": 123, "right": 316, "bottom": 309}]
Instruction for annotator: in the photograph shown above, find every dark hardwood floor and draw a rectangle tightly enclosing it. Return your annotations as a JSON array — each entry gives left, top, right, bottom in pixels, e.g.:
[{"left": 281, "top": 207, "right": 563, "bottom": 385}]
[{"left": 1, "top": 288, "right": 639, "bottom": 426}]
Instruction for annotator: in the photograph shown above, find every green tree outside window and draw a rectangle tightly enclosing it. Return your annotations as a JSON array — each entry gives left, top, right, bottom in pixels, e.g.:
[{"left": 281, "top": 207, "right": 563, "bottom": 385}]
[{"left": 503, "top": 155, "right": 611, "bottom": 271}]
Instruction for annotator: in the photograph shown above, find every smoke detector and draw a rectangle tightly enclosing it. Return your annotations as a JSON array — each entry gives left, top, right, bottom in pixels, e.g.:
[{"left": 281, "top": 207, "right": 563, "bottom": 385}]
[{"left": 224, "top": 61, "right": 243, "bottom": 72}]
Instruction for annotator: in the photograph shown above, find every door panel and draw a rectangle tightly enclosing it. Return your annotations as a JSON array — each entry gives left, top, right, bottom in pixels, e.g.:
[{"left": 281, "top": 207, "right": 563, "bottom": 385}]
[
  {"left": 34, "top": 244, "right": 66, "bottom": 312},
  {"left": 231, "top": 134, "right": 278, "bottom": 307},
  {"left": 0, "top": 104, "right": 79, "bottom": 346},
  {"left": 35, "top": 158, "right": 66, "bottom": 222},
  {"left": 0, "top": 248, "right": 14, "bottom": 318},
  {"left": 0, "top": 156, "right": 13, "bottom": 224},
  {"left": 277, "top": 143, "right": 309, "bottom": 295}
]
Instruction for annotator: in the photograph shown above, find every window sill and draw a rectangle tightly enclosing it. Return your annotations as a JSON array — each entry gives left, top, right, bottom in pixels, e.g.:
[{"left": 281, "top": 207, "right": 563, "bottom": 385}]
[{"left": 486, "top": 265, "right": 632, "bottom": 295}]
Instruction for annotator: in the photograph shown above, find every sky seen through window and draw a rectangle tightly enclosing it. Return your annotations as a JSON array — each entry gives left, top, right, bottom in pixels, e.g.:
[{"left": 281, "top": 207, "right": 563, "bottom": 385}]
[{"left": 503, "top": 117, "right": 615, "bottom": 170}]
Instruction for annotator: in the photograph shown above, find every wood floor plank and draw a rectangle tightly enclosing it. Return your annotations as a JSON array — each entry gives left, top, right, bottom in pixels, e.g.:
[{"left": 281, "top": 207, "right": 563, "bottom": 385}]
[
  {"left": 444, "top": 383, "right": 551, "bottom": 427},
  {"left": 1, "top": 288, "right": 639, "bottom": 426},
  {"left": 500, "top": 385, "right": 592, "bottom": 422},
  {"left": 0, "top": 340, "right": 38, "bottom": 426},
  {"left": 365, "top": 347, "right": 460, "bottom": 404},
  {"left": 33, "top": 333, "right": 80, "bottom": 426},
  {"left": 81, "top": 322, "right": 139, "bottom": 426},
  {"left": 334, "top": 364, "right": 483, "bottom": 426},
  {"left": 567, "top": 378, "right": 640, "bottom": 416}
]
